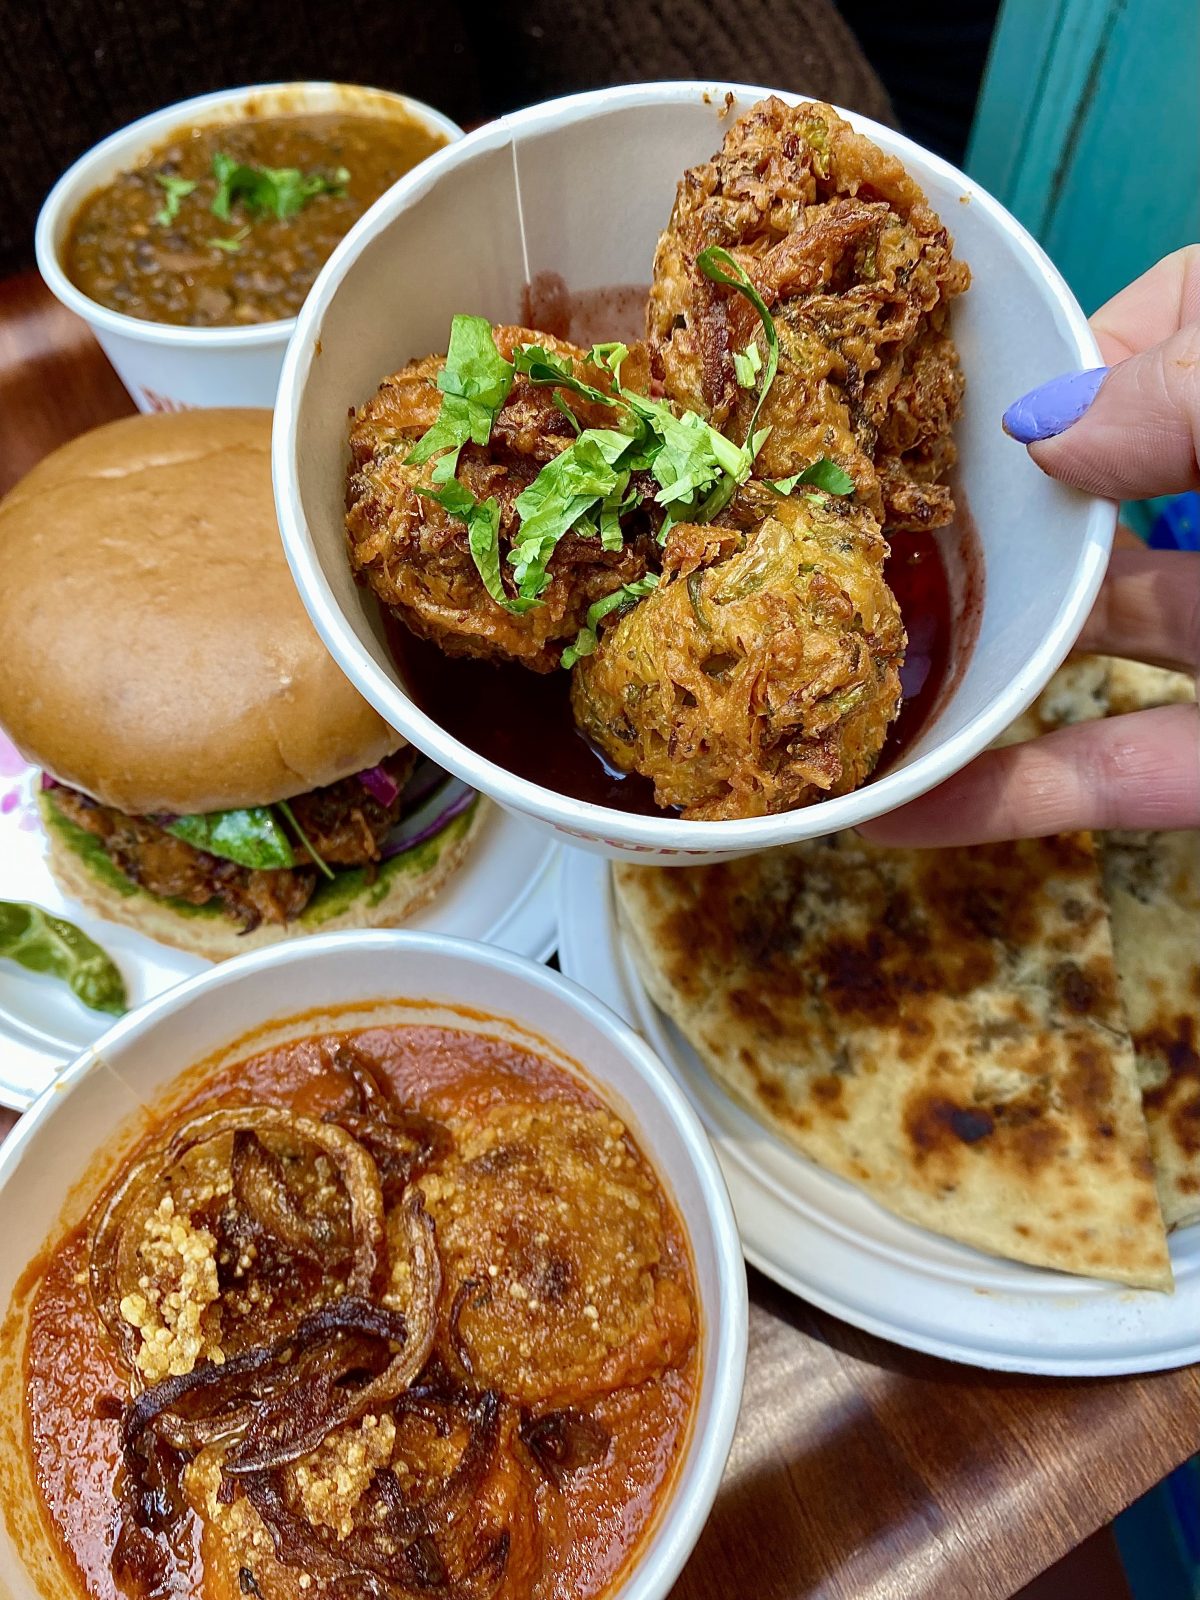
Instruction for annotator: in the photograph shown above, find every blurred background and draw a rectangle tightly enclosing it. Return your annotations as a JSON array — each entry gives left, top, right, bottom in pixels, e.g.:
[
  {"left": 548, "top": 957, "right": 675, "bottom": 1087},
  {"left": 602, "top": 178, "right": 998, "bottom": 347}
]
[
  {"left": 1, "top": 0, "right": 1197, "bottom": 1590},
  {"left": 2, "top": 0, "right": 1196, "bottom": 319}
]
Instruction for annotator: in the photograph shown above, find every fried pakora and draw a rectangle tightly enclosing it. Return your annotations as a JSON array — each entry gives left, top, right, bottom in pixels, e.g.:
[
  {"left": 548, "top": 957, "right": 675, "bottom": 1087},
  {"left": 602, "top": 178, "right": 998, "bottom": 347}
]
[
  {"left": 570, "top": 486, "right": 905, "bottom": 819},
  {"left": 345, "top": 327, "right": 657, "bottom": 672},
  {"left": 647, "top": 98, "right": 970, "bottom": 532}
]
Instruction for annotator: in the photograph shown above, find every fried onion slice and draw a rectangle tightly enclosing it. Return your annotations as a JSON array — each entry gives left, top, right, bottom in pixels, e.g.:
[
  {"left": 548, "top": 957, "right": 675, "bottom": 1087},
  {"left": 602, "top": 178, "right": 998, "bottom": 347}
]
[{"left": 90, "top": 1105, "right": 386, "bottom": 1382}]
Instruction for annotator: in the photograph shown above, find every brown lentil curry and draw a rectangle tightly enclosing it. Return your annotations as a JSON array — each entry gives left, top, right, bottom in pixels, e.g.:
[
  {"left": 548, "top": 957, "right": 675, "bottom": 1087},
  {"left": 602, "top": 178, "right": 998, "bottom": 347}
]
[
  {"left": 18, "top": 1023, "right": 699, "bottom": 1600},
  {"left": 65, "top": 112, "right": 447, "bottom": 327}
]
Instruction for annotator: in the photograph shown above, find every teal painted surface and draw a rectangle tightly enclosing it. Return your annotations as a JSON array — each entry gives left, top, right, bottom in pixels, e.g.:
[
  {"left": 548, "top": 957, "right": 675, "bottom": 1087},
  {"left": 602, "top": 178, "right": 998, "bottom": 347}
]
[{"left": 967, "top": 0, "right": 1200, "bottom": 314}]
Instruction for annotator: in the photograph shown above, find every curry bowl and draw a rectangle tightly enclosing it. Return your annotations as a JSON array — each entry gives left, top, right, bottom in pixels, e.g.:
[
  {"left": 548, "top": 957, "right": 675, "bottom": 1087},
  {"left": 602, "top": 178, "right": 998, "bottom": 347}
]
[
  {"left": 35, "top": 82, "right": 462, "bottom": 412},
  {"left": 274, "top": 80, "right": 1114, "bottom": 863},
  {"left": 0, "top": 930, "right": 747, "bottom": 1600}
]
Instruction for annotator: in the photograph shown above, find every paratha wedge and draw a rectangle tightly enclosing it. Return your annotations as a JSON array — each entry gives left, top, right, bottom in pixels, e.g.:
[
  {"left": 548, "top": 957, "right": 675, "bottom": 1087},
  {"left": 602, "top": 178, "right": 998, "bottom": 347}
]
[
  {"left": 1093, "top": 659, "right": 1198, "bottom": 1227},
  {"left": 615, "top": 832, "right": 1172, "bottom": 1290},
  {"left": 997, "top": 654, "right": 1199, "bottom": 1229}
]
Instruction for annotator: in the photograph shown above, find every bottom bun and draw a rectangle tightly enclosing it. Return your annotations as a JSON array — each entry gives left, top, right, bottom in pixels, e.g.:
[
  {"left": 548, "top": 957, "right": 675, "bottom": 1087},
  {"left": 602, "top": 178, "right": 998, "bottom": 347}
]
[{"left": 40, "top": 789, "right": 488, "bottom": 961}]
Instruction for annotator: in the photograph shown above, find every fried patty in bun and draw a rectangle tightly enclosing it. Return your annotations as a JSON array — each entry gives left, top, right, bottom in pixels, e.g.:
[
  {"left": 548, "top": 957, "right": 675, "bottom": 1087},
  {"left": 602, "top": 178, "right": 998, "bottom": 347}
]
[{"left": 0, "top": 409, "right": 484, "bottom": 958}]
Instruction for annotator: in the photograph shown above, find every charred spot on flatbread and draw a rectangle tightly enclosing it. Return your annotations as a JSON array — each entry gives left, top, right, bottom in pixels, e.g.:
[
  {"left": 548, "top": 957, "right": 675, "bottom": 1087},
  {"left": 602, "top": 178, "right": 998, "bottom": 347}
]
[{"left": 615, "top": 828, "right": 1172, "bottom": 1290}]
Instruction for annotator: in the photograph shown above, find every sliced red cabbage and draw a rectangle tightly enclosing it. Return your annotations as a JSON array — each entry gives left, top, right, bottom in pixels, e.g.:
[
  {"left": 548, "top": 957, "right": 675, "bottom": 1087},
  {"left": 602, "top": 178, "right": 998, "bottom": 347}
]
[
  {"left": 399, "top": 757, "right": 453, "bottom": 813},
  {"left": 357, "top": 764, "right": 401, "bottom": 807},
  {"left": 379, "top": 781, "right": 476, "bottom": 860}
]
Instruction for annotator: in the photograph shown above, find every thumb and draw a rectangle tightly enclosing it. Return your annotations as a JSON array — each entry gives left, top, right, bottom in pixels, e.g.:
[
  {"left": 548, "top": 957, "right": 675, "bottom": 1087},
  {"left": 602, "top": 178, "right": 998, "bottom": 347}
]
[{"left": 1002, "top": 323, "right": 1200, "bottom": 500}]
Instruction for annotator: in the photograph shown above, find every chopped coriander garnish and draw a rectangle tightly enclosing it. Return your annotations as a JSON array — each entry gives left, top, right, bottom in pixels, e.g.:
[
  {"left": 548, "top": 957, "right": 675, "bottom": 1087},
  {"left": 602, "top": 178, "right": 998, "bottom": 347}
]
[
  {"left": 206, "top": 225, "right": 251, "bottom": 253},
  {"left": 771, "top": 458, "right": 855, "bottom": 496},
  {"left": 405, "top": 277, "right": 784, "bottom": 609},
  {"left": 276, "top": 799, "right": 335, "bottom": 881},
  {"left": 418, "top": 478, "right": 533, "bottom": 614},
  {"left": 588, "top": 342, "right": 630, "bottom": 384},
  {"left": 512, "top": 344, "right": 614, "bottom": 406},
  {"left": 153, "top": 173, "right": 197, "bottom": 227},
  {"left": 561, "top": 575, "right": 660, "bottom": 669},
  {"left": 406, "top": 315, "right": 515, "bottom": 485},
  {"left": 696, "top": 245, "right": 780, "bottom": 451},
  {"left": 509, "top": 429, "right": 632, "bottom": 601},
  {"left": 733, "top": 341, "right": 762, "bottom": 388},
  {"left": 210, "top": 152, "right": 350, "bottom": 223}
]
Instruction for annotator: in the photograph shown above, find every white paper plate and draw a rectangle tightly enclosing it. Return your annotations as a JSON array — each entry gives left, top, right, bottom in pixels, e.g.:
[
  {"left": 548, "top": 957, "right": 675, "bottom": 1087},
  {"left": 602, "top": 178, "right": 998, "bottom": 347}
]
[
  {"left": 0, "top": 754, "right": 558, "bottom": 1110},
  {"left": 558, "top": 849, "right": 1200, "bottom": 1376}
]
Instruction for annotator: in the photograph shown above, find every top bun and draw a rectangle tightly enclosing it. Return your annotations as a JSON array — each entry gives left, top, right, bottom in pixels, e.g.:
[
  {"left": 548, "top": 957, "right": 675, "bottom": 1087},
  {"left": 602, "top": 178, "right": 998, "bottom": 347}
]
[{"left": 0, "top": 409, "right": 402, "bottom": 814}]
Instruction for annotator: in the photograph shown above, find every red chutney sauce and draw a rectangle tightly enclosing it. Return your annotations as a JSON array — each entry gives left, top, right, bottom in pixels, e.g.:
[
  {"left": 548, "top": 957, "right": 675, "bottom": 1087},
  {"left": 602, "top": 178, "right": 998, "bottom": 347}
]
[{"left": 18, "top": 1023, "right": 700, "bottom": 1600}]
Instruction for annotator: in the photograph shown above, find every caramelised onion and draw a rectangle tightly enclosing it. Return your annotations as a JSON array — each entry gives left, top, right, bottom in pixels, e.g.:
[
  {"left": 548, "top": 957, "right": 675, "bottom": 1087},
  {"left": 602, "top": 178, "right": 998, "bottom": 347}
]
[
  {"left": 230, "top": 1129, "right": 350, "bottom": 1266},
  {"left": 241, "top": 1386, "right": 509, "bottom": 1600},
  {"left": 519, "top": 1407, "right": 611, "bottom": 1486},
  {"left": 169, "top": 1107, "right": 385, "bottom": 1294},
  {"left": 224, "top": 1197, "right": 440, "bottom": 1476},
  {"left": 90, "top": 1104, "right": 386, "bottom": 1379},
  {"left": 328, "top": 1050, "right": 452, "bottom": 1203},
  {"left": 119, "top": 1292, "right": 429, "bottom": 1466}
]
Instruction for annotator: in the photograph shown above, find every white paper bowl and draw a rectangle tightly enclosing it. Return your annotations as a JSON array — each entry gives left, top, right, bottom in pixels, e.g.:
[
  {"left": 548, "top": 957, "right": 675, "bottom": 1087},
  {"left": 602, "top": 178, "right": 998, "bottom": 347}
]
[
  {"left": 35, "top": 82, "right": 462, "bottom": 412},
  {"left": 274, "top": 80, "right": 1114, "bottom": 863},
  {"left": 0, "top": 930, "right": 747, "bottom": 1600}
]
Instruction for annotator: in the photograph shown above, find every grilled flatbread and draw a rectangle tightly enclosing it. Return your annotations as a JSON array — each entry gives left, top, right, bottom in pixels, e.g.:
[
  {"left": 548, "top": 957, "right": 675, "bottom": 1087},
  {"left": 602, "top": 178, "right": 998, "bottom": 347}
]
[
  {"left": 615, "top": 831, "right": 1172, "bottom": 1289},
  {"left": 1103, "top": 827, "right": 1200, "bottom": 1228},
  {"left": 991, "top": 654, "right": 1111, "bottom": 748},
  {"left": 998, "top": 655, "right": 1199, "bottom": 1228},
  {"left": 1089, "top": 660, "right": 1198, "bottom": 1227}
]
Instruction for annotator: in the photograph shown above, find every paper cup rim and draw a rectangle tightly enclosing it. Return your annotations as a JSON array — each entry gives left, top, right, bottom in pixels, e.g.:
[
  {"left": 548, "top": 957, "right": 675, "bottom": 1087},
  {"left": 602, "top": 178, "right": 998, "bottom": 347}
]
[
  {"left": 0, "top": 928, "right": 748, "bottom": 1600},
  {"left": 273, "top": 79, "right": 1114, "bottom": 852},
  {"left": 34, "top": 80, "right": 464, "bottom": 350}
]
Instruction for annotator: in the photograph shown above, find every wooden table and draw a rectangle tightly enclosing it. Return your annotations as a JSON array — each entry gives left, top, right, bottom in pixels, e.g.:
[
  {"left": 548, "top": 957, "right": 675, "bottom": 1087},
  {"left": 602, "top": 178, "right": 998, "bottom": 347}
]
[{"left": 1, "top": 271, "right": 1194, "bottom": 1600}]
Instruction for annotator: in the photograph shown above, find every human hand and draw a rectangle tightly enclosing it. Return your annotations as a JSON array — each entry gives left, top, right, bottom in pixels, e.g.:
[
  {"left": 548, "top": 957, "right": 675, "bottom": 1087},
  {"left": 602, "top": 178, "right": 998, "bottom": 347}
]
[{"left": 861, "top": 247, "right": 1200, "bottom": 847}]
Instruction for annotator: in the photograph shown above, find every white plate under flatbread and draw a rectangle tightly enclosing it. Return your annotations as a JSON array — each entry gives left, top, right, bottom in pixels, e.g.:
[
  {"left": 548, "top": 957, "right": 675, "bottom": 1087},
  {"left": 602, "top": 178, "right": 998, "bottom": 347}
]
[
  {"left": 615, "top": 828, "right": 1171, "bottom": 1290},
  {"left": 1003, "top": 656, "right": 1199, "bottom": 1228}
]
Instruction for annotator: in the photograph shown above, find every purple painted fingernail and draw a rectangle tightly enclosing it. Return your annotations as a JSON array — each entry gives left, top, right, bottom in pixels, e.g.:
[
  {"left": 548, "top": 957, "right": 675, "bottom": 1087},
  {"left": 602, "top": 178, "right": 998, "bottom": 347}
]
[{"left": 1002, "top": 367, "right": 1109, "bottom": 443}]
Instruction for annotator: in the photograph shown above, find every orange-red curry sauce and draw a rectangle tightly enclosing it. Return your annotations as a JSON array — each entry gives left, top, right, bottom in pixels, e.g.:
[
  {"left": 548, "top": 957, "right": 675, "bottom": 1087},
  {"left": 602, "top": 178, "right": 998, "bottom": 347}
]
[{"left": 22, "top": 1024, "right": 699, "bottom": 1600}]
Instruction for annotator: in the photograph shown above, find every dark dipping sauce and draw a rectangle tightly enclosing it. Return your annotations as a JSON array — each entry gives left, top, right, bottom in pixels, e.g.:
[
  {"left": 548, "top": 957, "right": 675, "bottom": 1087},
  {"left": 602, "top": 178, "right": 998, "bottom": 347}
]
[
  {"left": 66, "top": 110, "right": 447, "bottom": 326},
  {"left": 385, "top": 528, "right": 959, "bottom": 817}
]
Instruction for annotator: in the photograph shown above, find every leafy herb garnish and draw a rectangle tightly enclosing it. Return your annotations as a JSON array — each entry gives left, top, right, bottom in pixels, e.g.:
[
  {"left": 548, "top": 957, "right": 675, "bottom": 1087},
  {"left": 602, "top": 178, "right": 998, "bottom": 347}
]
[
  {"left": 206, "top": 224, "right": 252, "bottom": 253},
  {"left": 165, "top": 807, "right": 296, "bottom": 870},
  {"left": 406, "top": 315, "right": 515, "bottom": 485},
  {"left": 561, "top": 575, "right": 660, "bottom": 669},
  {"left": 733, "top": 341, "right": 762, "bottom": 388},
  {"left": 695, "top": 245, "right": 780, "bottom": 451},
  {"left": 153, "top": 173, "right": 197, "bottom": 227},
  {"left": 276, "top": 800, "right": 335, "bottom": 881},
  {"left": 509, "top": 429, "right": 633, "bottom": 600},
  {"left": 211, "top": 153, "right": 350, "bottom": 222},
  {"left": 404, "top": 263, "right": 788, "bottom": 609},
  {"left": 771, "top": 459, "right": 855, "bottom": 496},
  {"left": 418, "top": 478, "right": 529, "bottom": 613},
  {"left": 512, "top": 345, "right": 614, "bottom": 407}
]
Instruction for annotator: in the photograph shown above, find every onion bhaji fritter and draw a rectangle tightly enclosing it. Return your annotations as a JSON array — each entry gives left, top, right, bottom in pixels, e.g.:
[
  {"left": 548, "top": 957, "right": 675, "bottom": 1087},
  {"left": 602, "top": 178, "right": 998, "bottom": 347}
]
[
  {"left": 647, "top": 98, "right": 970, "bottom": 533},
  {"left": 570, "top": 486, "right": 905, "bottom": 819},
  {"left": 346, "top": 328, "right": 656, "bottom": 672}
]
